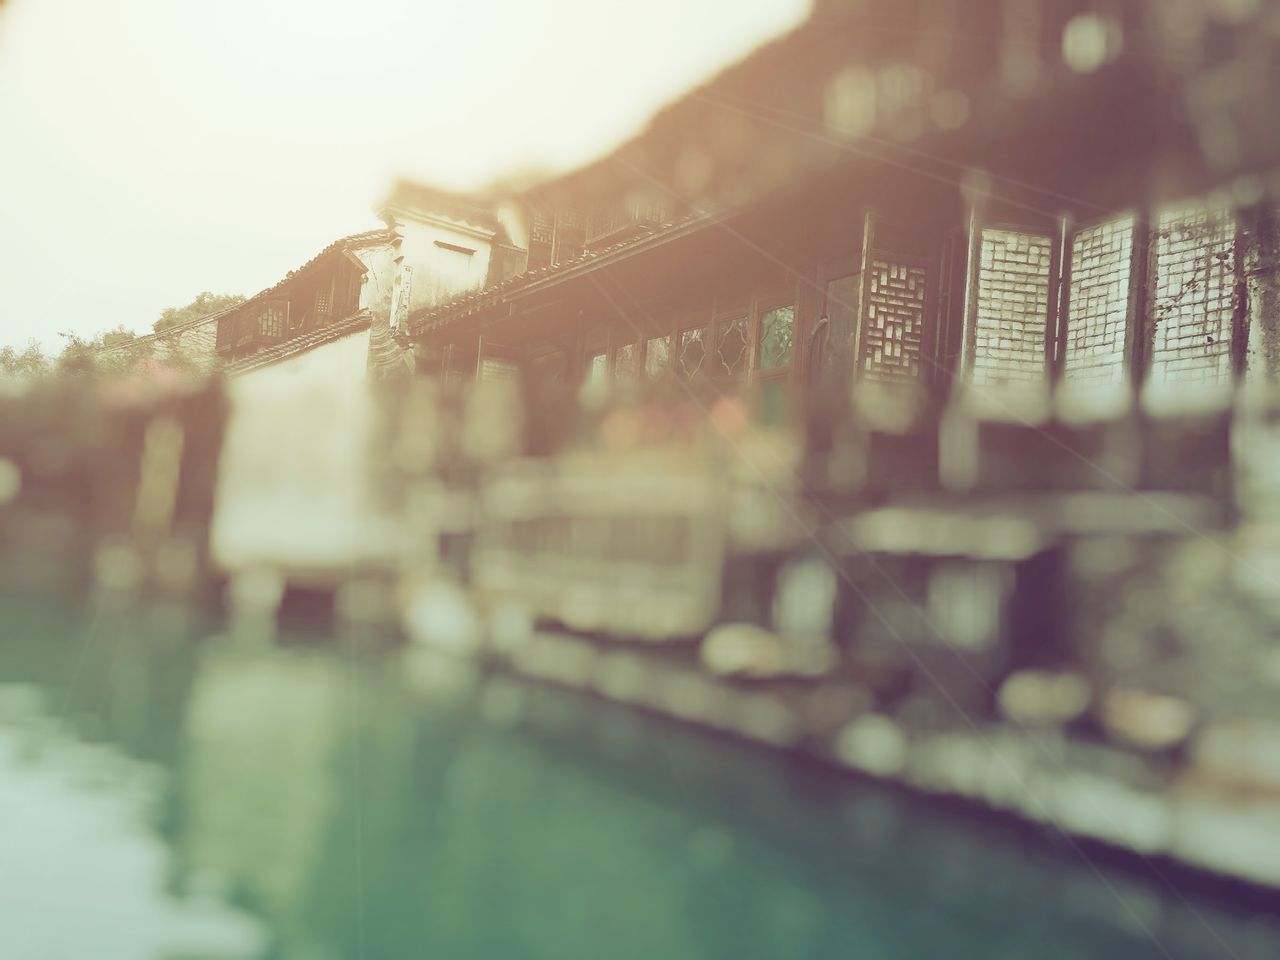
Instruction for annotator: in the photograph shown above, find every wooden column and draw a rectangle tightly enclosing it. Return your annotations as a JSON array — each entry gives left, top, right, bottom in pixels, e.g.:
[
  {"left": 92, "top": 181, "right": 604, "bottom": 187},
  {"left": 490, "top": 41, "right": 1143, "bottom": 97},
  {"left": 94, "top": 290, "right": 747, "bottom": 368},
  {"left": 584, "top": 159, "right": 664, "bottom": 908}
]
[
  {"left": 1123, "top": 210, "right": 1154, "bottom": 392},
  {"left": 1243, "top": 203, "right": 1280, "bottom": 382},
  {"left": 1232, "top": 206, "right": 1257, "bottom": 383},
  {"left": 850, "top": 211, "right": 875, "bottom": 383},
  {"left": 1047, "top": 213, "right": 1072, "bottom": 385},
  {"left": 956, "top": 198, "right": 984, "bottom": 389}
]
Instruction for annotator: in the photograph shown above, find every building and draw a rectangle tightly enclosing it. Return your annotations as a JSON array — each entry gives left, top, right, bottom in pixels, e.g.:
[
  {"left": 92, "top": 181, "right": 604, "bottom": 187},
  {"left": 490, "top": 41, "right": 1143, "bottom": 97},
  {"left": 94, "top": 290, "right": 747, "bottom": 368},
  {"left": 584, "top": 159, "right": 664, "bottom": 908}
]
[
  {"left": 396, "top": 0, "right": 1280, "bottom": 403},
  {"left": 209, "top": 186, "right": 517, "bottom": 590}
]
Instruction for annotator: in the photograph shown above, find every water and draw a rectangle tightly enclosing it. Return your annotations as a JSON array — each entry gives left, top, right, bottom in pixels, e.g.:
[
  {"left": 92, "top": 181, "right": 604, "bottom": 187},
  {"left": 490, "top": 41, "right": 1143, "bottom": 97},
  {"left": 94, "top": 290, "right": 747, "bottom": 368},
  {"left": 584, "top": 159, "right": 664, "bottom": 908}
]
[{"left": 0, "top": 592, "right": 1276, "bottom": 959}]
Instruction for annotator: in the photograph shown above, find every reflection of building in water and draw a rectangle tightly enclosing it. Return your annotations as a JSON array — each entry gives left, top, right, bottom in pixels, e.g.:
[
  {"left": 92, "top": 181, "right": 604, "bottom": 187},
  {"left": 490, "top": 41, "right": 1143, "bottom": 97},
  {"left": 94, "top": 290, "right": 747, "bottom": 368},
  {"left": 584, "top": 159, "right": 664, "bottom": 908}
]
[
  {"left": 171, "top": 646, "right": 423, "bottom": 953},
  {"left": 173, "top": 649, "right": 351, "bottom": 927},
  {"left": 0, "top": 696, "right": 266, "bottom": 959}
]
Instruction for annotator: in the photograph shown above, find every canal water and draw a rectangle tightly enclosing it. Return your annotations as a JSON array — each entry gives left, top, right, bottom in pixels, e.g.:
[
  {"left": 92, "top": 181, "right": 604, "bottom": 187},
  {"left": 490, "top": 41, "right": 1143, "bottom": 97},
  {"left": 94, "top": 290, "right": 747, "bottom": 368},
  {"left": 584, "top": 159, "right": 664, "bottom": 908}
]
[{"left": 0, "top": 592, "right": 1276, "bottom": 960}]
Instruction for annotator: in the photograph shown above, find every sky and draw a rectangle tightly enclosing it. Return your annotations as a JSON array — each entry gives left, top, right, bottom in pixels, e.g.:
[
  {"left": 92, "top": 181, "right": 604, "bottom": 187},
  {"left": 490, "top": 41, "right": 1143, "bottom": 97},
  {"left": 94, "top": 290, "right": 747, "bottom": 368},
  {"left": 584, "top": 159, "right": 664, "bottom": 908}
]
[{"left": 0, "top": 0, "right": 807, "bottom": 351}]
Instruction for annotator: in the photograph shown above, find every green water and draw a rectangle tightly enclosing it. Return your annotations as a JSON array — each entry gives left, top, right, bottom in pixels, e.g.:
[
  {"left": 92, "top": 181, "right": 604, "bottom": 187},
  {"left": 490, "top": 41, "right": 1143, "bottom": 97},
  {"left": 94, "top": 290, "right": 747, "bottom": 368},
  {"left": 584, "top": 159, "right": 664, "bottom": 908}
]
[{"left": 0, "top": 592, "right": 1275, "bottom": 959}]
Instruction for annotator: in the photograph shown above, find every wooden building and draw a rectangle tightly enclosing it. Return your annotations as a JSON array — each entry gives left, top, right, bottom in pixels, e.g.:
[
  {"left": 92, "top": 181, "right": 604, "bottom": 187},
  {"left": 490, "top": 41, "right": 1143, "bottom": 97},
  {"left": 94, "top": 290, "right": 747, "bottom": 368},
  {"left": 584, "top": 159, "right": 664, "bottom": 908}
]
[{"left": 398, "top": 0, "right": 1280, "bottom": 407}]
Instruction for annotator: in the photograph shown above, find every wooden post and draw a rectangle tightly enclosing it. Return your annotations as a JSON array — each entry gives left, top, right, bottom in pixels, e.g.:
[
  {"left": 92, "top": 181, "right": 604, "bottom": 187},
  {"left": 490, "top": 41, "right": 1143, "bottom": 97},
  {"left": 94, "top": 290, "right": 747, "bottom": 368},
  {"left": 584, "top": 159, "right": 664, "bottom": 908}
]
[
  {"left": 1243, "top": 203, "right": 1280, "bottom": 382},
  {"left": 957, "top": 198, "right": 984, "bottom": 389},
  {"left": 1123, "top": 210, "right": 1154, "bottom": 393},
  {"left": 1047, "top": 213, "right": 1072, "bottom": 384},
  {"left": 1232, "top": 206, "right": 1256, "bottom": 383},
  {"left": 793, "top": 266, "right": 811, "bottom": 387},
  {"left": 851, "top": 211, "right": 875, "bottom": 383}
]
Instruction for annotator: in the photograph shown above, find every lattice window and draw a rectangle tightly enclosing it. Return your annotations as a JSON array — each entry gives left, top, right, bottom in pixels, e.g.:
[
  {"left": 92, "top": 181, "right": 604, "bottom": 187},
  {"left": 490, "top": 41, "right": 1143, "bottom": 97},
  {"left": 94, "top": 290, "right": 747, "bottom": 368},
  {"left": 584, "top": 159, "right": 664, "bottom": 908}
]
[
  {"left": 259, "top": 303, "right": 287, "bottom": 340},
  {"left": 1150, "top": 204, "right": 1236, "bottom": 386},
  {"left": 645, "top": 335, "right": 671, "bottom": 377},
  {"left": 714, "top": 316, "right": 749, "bottom": 376},
  {"left": 678, "top": 328, "right": 707, "bottom": 378},
  {"left": 759, "top": 305, "right": 795, "bottom": 370},
  {"left": 971, "top": 229, "right": 1052, "bottom": 386},
  {"left": 1065, "top": 216, "right": 1133, "bottom": 384},
  {"left": 861, "top": 259, "right": 925, "bottom": 381}
]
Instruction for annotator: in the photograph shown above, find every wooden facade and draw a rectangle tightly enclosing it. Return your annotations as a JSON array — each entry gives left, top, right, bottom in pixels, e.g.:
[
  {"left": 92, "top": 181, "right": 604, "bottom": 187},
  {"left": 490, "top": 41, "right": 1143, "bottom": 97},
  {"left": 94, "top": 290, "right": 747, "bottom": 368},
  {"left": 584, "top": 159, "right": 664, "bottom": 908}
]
[
  {"left": 401, "top": 0, "right": 1280, "bottom": 407},
  {"left": 215, "top": 231, "right": 390, "bottom": 364}
]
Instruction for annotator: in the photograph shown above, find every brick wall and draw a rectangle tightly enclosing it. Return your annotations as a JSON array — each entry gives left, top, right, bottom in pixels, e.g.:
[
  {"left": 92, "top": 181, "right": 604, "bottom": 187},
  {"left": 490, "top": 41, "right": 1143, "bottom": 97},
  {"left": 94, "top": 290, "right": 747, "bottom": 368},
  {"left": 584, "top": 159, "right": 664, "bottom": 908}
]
[
  {"left": 1150, "top": 204, "right": 1236, "bottom": 385},
  {"left": 971, "top": 229, "right": 1052, "bottom": 386},
  {"left": 1064, "top": 216, "right": 1133, "bottom": 384}
]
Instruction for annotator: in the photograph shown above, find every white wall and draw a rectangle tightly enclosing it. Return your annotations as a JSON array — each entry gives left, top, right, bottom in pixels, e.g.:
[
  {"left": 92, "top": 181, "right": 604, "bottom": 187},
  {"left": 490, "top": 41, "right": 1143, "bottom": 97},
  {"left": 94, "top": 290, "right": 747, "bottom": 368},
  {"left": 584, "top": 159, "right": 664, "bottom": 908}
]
[
  {"left": 387, "top": 212, "right": 497, "bottom": 329},
  {"left": 354, "top": 241, "right": 396, "bottom": 326},
  {"left": 210, "top": 328, "right": 399, "bottom": 578}
]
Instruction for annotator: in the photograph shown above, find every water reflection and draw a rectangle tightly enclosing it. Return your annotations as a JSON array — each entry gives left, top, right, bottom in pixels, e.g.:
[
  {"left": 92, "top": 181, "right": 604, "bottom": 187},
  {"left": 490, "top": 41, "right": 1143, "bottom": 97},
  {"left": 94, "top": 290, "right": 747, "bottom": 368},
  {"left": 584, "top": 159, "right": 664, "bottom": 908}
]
[
  {"left": 0, "top": 686, "right": 265, "bottom": 959},
  {"left": 1, "top": 593, "right": 1277, "bottom": 959}
]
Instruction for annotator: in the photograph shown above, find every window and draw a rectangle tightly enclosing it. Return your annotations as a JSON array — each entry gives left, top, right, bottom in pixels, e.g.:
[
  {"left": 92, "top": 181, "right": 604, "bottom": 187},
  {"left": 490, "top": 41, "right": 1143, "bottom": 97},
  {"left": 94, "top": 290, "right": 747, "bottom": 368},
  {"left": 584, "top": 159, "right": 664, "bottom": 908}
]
[
  {"left": 677, "top": 328, "right": 708, "bottom": 378},
  {"left": 714, "top": 315, "right": 750, "bottom": 376},
  {"left": 614, "top": 341, "right": 640, "bottom": 379},
  {"left": 587, "top": 352, "right": 608, "bottom": 384},
  {"left": 971, "top": 229, "right": 1053, "bottom": 386},
  {"left": 644, "top": 335, "right": 671, "bottom": 377},
  {"left": 758, "top": 304, "right": 795, "bottom": 370}
]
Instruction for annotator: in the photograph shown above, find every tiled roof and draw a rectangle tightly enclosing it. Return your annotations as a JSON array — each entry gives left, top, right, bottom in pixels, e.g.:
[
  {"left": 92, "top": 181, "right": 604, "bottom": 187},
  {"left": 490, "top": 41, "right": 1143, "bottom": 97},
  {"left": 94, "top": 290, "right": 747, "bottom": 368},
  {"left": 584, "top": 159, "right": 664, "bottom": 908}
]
[
  {"left": 243, "top": 228, "right": 394, "bottom": 305},
  {"left": 223, "top": 310, "right": 373, "bottom": 376},
  {"left": 405, "top": 210, "right": 713, "bottom": 337}
]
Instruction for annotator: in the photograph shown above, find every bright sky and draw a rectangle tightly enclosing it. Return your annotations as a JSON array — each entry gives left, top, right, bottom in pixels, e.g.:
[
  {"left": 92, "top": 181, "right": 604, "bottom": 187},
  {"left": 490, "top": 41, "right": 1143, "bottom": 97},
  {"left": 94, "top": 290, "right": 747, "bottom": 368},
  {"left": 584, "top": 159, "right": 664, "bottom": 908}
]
[{"left": 0, "top": 0, "right": 807, "bottom": 351}]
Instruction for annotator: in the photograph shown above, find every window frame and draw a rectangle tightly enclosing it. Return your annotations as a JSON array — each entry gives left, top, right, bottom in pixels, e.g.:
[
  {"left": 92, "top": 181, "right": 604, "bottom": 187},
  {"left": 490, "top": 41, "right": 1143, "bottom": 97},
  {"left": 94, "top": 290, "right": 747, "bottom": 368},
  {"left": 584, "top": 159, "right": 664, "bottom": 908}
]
[{"left": 754, "top": 294, "right": 797, "bottom": 381}]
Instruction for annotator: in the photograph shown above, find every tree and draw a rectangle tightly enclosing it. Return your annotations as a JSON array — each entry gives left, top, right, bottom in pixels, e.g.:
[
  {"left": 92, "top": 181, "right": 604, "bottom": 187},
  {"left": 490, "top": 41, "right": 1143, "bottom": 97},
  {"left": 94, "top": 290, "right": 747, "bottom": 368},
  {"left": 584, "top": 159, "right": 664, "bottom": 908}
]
[
  {"left": 0, "top": 291, "right": 243, "bottom": 382},
  {"left": 155, "top": 291, "right": 244, "bottom": 332},
  {"left": 56, "top": 325, "right": 155, "bottom": 376},
  {"left": 0, "top": 340, "right": 51, "bottom": 380}
]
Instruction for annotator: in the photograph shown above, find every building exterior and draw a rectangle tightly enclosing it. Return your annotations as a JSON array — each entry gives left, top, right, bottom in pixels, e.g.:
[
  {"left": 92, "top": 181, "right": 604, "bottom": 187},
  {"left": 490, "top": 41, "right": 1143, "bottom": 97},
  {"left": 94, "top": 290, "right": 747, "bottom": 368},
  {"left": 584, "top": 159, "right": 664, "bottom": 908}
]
[
  {"left": 213, "top": 229, "right": 395, "bottom": 368},
  {"left": 210, "top": 187, "right": 517, "bottom": 587},
  {"left": 397, "top": 0, "right": 1280, "bottom": 403}
]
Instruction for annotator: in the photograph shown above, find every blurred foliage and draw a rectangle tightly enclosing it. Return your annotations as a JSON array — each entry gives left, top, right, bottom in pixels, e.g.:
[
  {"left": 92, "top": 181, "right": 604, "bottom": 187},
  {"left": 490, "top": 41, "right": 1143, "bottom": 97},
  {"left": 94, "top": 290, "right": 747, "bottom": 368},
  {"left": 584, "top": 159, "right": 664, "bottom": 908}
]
[
  {"left": 0, "top": 340, "right": 51, "bottom": 379},
  {"left": 154, "top": 291, "right": 244, "bottom": 332},
  {"left": 0, "top": 292, "right": 242, "bottom": 382}
]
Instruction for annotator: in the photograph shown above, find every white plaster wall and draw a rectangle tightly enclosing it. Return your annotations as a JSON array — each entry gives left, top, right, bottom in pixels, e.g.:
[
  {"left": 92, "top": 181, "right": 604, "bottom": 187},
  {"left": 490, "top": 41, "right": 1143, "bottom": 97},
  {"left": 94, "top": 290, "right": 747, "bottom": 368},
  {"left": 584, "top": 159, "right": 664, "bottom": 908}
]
[
  {"left": 354, "top": 242, "right": 396, "bottom": 326},
  {"left": 388, "top": 215, "right": 496, "bottom": 329},
  {"left": 210, "top": 329, "right": 399, "bottom": 577}
]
